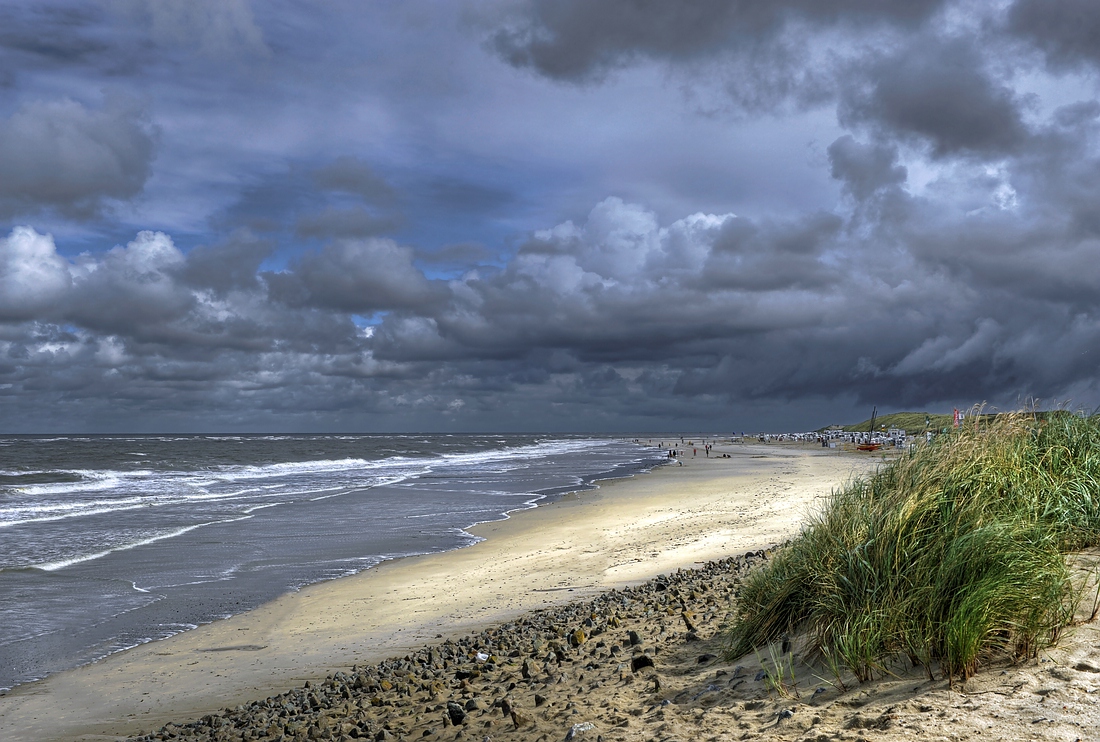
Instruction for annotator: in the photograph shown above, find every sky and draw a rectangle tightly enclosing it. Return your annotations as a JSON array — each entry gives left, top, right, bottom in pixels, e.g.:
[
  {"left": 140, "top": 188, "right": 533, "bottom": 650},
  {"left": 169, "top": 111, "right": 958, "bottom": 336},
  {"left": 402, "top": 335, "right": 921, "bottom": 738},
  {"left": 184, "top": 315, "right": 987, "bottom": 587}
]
[{"left": 2, "top": 0, "right": 1100, "bottom": 433}]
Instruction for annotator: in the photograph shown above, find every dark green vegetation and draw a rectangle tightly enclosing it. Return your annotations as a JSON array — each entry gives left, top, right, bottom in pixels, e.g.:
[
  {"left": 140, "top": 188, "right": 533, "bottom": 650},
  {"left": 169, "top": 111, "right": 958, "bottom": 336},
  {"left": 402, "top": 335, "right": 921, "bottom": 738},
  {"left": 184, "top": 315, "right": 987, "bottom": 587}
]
[
  {"left": 728, "top": 411, "right": 1100, "bottom": 684},
  {"left": 833, "top": 411, "right": 956, "bottom": 434}
]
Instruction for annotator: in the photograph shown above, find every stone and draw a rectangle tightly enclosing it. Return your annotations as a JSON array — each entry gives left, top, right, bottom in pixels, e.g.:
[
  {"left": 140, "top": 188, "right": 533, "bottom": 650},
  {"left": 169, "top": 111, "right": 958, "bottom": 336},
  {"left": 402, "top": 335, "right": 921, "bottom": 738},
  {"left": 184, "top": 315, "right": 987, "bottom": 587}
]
[
  {"left": 447, "top": 702, "right": 467, "bottom": 726},
  {"left": 99, "top": 550, "right": 772, "bottom": 742},
  {"left": 564, "top": 722, "right": 596, "bottom": 740}
]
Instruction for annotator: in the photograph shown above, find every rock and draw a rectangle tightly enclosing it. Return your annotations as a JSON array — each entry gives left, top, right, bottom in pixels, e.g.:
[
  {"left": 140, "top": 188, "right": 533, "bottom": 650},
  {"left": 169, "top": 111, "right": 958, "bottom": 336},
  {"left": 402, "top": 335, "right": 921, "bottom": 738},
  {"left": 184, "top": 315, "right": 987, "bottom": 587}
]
[
  {"left": 447, "top": 702, "right": 467, "bottom": 726},
  {"left": 105, "top": 550, "right": 772, "bottom": 742},
  {"left": 564, "top": 722, "right": 596, "bottom": 740}
]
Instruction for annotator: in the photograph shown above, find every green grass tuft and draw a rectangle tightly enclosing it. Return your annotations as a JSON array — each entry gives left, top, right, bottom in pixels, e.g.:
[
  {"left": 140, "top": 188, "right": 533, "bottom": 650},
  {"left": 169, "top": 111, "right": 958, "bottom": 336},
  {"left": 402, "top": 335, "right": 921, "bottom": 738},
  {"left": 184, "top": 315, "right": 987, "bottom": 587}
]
[{"left": 727, "top": 410, "right": 1100, "bottom": 683}]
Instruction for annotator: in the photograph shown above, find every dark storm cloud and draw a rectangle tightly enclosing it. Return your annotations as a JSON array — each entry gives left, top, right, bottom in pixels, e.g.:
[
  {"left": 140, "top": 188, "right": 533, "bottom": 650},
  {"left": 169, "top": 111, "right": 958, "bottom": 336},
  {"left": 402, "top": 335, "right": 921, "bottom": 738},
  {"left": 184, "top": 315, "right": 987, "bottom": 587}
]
[
  {"left": 0, "top": 2, "right": 109, "bottom": 67},
  {"left": 312, "top": 157, "right": 396, "bottom": 205},
  {"left": 181, "top": 230, "right": 273, "bottom": 295},
  {"left": 488, "top": 0, "right": 946, "bottom": 83},
  {"left": 0, "top": 96, "right": 156, "bottom": 218},
  {"left": 416, "top": 243, "right": 495, "bottom": 268},
  {"left": 7, "top": 0, "right": 1100, "bottom": 432},
  {"left": 268, "top": 239, "right": 447, "bottom": 314},
  {"left": 827, "top": 136, "right": 907, "bottom": 200},
  {"left": 295, "top": 208, "right": 402, "bottom": 239},
  {"left": 1006, "top": 0, "right": 1100, "bottom": 71},
  {"left": 65, "top": 231, "right": 195, "bottom": 338},
  {"left": 837, "top": 38, "right": 1030, "bottom": 158},
  {"left": 294, "top": 159, "right": 402, "bottom": 239},
  {"left": 703, "top": 211, "right": 843, "bottom": 291}
]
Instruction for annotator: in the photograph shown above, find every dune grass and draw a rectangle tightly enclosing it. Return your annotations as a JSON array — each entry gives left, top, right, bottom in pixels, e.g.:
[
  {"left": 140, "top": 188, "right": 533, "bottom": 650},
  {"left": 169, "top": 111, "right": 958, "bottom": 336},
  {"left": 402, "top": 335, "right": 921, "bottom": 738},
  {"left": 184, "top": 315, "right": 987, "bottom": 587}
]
[{"left": 726, "top": 410, "right": 1100, "bottom": 683}]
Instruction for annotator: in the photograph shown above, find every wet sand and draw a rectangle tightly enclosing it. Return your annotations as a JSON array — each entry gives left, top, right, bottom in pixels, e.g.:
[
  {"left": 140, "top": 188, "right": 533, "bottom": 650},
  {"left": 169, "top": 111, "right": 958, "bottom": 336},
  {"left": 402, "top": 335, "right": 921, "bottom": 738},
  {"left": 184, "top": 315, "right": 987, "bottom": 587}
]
[{"left": 0, "top": 441, "right": 873, "bottom": 742}]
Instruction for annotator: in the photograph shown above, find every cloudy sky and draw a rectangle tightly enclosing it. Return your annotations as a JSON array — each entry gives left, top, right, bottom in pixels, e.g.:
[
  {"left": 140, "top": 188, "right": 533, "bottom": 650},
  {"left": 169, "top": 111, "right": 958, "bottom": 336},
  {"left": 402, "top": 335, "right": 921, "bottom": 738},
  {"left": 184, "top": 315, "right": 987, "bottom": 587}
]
[{"left": 2, "top": 0, "right": 1099, "bottom": 432}]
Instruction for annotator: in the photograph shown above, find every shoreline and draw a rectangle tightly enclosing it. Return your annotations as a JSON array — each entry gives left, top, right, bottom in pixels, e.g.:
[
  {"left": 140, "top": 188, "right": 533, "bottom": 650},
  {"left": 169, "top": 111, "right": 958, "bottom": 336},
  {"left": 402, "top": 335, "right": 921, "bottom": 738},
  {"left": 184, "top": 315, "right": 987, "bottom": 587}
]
[
  {"left": 0, "top": 441, "right": 874, "bottom": 742},
  {"left": 0, "top": 439, "right": 663, "bottom": 695}
]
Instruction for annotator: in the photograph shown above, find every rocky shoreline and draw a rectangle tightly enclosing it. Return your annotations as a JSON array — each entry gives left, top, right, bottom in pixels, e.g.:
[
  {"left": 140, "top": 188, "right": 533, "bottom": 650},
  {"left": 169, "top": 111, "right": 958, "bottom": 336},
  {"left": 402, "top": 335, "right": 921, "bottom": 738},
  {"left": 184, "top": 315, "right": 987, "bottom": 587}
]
[
  {"left": 128, "top": 540, "right": 1100, "bottom": 742},
  {"left": 130, "top": 549, "right": 775, "bottom": 742}
]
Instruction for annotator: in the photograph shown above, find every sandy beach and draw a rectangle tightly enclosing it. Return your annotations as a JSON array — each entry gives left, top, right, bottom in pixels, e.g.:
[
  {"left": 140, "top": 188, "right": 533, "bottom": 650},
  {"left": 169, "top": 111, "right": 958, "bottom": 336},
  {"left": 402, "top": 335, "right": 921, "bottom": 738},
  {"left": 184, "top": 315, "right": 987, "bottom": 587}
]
[{"left": 0, "top": 441, "right": 871, "bottom": 742}]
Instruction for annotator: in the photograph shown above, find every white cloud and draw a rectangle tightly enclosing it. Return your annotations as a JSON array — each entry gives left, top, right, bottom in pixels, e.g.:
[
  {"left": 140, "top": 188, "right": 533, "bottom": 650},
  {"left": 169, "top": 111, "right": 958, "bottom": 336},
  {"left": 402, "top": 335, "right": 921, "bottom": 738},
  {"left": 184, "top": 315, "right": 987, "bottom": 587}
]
[{"left": 0, "top": 227, "right": 71, "bottom": 320}]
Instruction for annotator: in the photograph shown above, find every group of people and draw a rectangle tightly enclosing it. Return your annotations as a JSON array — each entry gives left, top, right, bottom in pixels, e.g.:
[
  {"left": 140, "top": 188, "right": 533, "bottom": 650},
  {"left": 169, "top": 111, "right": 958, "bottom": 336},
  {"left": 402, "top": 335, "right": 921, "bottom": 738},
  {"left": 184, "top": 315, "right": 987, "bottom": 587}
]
[{"left": 644, "top": 437, "right": 719, "bottom": 462}]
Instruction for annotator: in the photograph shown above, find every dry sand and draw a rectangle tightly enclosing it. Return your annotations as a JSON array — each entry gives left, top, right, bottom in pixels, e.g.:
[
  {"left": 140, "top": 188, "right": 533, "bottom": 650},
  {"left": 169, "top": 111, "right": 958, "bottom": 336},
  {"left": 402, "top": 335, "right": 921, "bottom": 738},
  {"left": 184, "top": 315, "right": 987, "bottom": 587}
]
[{"left": 0, "top": 441, "right": 869, "bottom": 742}]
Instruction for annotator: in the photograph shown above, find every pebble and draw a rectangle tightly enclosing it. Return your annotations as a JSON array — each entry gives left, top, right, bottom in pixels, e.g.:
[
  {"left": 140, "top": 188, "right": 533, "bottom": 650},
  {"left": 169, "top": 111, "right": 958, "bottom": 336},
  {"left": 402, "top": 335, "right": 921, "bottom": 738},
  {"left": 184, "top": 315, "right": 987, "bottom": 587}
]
[{"left": 126, "top": 550, "right": 773, "bottom": 742}]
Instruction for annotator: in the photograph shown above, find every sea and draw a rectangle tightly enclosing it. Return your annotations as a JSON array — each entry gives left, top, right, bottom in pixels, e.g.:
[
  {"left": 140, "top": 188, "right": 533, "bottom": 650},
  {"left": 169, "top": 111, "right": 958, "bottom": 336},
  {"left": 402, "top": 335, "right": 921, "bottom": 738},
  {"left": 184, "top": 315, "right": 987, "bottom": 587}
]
[{"left": 0, "top": 434, "right": 665, "bottom": 692}]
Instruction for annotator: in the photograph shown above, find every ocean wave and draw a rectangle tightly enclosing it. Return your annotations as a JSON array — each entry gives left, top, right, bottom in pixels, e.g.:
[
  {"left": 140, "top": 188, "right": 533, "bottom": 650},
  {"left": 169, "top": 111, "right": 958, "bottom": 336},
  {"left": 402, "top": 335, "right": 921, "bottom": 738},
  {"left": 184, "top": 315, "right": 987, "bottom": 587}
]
[
  {"left": 35, "top": 516, "right": 253, "bottom": 571},
  {"left": 1, "top": 438, "right": 625, "bottom": 532}
]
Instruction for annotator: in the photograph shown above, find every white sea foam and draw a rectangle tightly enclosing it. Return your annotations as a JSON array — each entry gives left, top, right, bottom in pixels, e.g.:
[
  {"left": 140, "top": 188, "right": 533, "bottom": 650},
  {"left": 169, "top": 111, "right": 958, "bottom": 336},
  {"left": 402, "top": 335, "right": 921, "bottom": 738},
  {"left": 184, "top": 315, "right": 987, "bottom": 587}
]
[
  {"left": 0, "top": 501, "right": 150, "bottom": 528},
  {"left": 35, "top": 517, "right": 252, "bottom": 571}
]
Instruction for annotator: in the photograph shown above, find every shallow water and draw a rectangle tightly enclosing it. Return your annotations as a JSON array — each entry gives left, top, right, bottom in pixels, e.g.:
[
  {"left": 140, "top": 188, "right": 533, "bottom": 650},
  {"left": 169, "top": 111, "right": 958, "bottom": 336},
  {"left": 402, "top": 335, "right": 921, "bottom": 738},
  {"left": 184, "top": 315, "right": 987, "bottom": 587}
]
[{"left": 0, "top": 434, "right": 662, "bottom": 691}]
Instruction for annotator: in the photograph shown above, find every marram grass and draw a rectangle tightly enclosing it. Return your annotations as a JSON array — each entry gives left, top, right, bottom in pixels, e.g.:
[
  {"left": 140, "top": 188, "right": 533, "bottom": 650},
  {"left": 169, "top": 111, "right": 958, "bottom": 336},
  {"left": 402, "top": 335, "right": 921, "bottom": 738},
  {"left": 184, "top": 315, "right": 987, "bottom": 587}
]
[{"left": 726, "top": 411, "right": 1100, "bottom": 683}]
